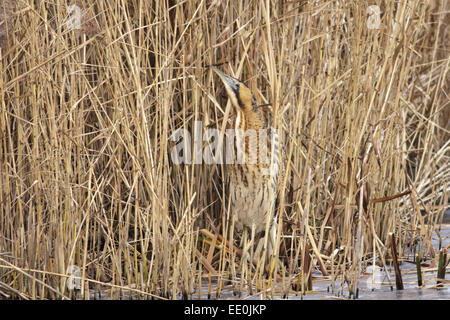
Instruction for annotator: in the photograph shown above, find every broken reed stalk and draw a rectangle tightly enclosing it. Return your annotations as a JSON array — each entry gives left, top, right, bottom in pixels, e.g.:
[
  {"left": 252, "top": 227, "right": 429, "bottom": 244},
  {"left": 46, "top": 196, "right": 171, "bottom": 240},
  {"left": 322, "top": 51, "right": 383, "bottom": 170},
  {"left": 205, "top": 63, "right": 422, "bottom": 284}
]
[
  {"left": 436, "top": 249, "right": 447, "bottom": 289},
  {"left": 415, "top": 253, "right": 423, "bottom": 287},
  {"left": 389, "top": 233, "right": 404, "bottom": 290},
  {"left": 298, "top": 242, "right": 312, "bottom": 292}
]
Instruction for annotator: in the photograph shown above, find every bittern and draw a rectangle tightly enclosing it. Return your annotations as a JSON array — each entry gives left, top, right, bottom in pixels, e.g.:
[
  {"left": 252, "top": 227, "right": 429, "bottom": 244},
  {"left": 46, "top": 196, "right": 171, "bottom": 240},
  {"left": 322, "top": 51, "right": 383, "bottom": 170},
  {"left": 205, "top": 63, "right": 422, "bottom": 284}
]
[{"left": 211, "top": 66, "right": 280, "bottom": 265}]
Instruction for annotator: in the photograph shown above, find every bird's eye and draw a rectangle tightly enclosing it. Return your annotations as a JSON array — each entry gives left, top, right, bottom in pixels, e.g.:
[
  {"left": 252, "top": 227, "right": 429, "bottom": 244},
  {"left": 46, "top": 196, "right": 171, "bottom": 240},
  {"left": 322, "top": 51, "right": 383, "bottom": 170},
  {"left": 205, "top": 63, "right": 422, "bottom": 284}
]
[
  {"left": 236, "top": 89, "right": 245, "bottom": 108},
  {"left": 232, "top": 83, "right": 240, "bottom": 96}
]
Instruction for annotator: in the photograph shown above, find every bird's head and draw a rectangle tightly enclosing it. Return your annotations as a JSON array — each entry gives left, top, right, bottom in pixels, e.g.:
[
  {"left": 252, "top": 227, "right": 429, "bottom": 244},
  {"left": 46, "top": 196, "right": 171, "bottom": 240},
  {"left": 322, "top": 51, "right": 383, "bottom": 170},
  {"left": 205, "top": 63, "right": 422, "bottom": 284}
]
[{"left": 212, "top": 66, "right": 253, "bottom": 112}]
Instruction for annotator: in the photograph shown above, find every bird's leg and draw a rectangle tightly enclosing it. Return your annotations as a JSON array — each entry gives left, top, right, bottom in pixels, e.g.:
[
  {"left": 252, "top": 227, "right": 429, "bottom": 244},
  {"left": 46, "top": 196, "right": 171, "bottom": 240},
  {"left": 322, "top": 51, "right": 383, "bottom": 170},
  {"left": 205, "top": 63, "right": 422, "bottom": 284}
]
[
  {"left": 250, "top": 224, "right": 256, "bottom": 266},
  {"left": 267, "top": 217, "right": 285, "bottom": 275},
  {"left": 239, "top": 226, "right": 249, "bottom": 294},
  {"left": 249, "top": 224, "right": 257, "bottom": 294},
  {"left": 239, "top": 227, "right": 247, "bottom": 268},
  {"left": 240, "top": 226, "right": 256, "bottom": 262},
  {"left": 254, "top": 233, "right": 264, "bottom": 263},
  {"left": 268, "top": 217, "right": 277, "bottom": 261},
  {"left": 254, "top": 218, "right": 279, "bottom": 276}
]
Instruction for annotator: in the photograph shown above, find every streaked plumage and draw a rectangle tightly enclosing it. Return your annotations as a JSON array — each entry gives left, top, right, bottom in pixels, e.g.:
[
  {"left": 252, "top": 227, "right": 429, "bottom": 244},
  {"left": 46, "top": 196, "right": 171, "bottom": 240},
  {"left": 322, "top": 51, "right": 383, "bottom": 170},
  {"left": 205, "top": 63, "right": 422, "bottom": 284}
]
[{"left": 212, "top": 66, "right": 280, "bottom": 236}]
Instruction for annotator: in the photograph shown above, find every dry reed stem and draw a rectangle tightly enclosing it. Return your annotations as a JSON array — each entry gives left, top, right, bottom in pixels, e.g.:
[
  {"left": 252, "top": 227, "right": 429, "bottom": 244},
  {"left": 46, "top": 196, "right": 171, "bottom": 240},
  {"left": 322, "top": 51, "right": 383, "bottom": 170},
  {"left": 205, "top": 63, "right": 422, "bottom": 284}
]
[{"left": 0, "top": 0, "right": 448, "bottom": 299}]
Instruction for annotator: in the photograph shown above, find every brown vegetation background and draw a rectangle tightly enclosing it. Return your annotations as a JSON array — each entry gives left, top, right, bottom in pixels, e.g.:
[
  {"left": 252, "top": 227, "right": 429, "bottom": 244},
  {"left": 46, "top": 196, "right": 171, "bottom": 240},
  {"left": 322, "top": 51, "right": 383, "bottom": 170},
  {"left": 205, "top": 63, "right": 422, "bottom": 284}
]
[{"left": 0, "top": 0, "right": 448, "bottom": 299}]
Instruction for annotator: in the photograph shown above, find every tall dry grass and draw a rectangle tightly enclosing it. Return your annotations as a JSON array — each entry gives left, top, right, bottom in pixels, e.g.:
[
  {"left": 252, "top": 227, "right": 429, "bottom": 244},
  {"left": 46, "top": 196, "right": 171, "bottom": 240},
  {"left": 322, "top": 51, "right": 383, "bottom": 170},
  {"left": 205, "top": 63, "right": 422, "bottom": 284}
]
[{"left": 0, "top": 0, "right": 448, "bottom": 299}]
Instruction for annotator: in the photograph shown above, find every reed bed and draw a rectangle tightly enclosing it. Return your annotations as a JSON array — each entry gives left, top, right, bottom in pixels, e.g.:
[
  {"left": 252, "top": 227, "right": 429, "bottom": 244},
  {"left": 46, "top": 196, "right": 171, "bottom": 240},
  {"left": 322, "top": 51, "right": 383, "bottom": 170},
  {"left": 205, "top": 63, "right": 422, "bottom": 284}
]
[{"left": 0, "top": 0, "right": 448, "bottom": 299}]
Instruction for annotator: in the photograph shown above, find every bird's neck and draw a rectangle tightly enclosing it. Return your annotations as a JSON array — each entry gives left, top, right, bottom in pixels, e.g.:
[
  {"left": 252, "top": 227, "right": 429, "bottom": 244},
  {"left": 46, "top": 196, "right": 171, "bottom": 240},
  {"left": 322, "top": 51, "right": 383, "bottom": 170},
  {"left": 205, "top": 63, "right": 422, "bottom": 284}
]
[{"left": 237, "top": 108, "right": 265, "bottom": 131}]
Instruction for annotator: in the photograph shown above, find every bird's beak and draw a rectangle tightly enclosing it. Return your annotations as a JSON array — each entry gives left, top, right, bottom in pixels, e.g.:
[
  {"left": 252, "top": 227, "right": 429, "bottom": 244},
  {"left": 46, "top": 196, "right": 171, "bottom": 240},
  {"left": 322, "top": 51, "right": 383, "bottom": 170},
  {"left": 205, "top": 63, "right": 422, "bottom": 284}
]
[{"left": 211, "top": 66, "right": 239, "bottom": 93}]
